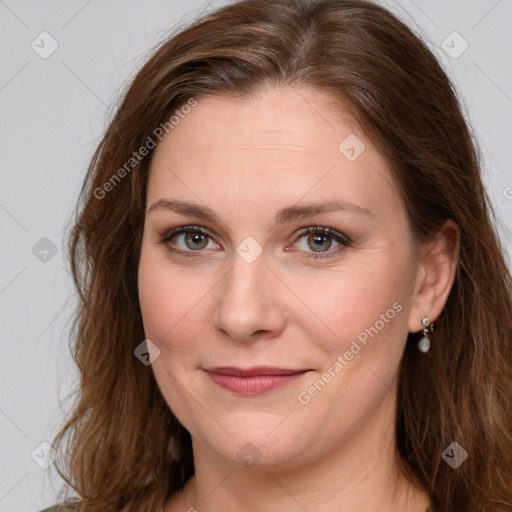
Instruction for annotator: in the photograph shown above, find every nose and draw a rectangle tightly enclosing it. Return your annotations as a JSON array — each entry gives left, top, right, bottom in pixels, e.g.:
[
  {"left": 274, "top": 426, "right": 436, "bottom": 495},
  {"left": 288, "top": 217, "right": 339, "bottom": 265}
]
[{"left": 212, "top": 248, "right": 287, "bottom": 343}]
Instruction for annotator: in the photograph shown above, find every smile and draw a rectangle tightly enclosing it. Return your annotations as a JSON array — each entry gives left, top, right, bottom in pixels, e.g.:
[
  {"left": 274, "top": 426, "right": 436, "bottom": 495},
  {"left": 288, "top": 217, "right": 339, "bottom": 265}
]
[{"left": 203, "top": 367, "right": 310, "bottom": 394}]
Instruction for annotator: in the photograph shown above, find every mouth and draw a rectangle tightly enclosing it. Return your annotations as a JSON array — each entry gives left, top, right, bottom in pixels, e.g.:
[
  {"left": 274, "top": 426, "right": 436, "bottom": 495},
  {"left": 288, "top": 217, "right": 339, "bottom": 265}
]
[{"left": 203, "top": 366, "right": 311, "bottom": 394}]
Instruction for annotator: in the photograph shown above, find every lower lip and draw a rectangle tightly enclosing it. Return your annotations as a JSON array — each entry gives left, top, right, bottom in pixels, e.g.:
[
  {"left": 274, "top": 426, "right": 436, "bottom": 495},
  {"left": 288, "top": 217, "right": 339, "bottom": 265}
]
[{"left": 206, "top": 371, "right": 306, "bottom": 394}]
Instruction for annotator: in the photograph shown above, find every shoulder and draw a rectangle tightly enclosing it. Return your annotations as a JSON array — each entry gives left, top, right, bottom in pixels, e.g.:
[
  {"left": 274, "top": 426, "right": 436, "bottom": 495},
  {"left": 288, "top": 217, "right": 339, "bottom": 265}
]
[{"left": 39, "top": 503, "right": 76, "bottom": 512}]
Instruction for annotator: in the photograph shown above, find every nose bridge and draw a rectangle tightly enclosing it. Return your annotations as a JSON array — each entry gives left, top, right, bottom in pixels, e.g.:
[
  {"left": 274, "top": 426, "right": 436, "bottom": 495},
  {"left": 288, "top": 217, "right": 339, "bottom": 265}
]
[{"left": 213, "top": 244, "right": 286, "bottom": 341}]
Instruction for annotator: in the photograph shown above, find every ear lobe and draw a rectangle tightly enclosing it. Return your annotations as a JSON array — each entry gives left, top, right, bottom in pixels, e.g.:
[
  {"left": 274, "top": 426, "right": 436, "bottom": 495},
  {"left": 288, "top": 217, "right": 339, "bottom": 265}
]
[{"left": 407, "top": 220, "right": 460, "bottom": 334}]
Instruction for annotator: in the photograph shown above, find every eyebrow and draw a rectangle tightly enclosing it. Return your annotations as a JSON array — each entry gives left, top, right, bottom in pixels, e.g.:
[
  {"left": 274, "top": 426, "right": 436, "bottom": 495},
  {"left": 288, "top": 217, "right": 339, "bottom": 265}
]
[{"left": 147, "top": 199, "right": 374, "bottom": 224}]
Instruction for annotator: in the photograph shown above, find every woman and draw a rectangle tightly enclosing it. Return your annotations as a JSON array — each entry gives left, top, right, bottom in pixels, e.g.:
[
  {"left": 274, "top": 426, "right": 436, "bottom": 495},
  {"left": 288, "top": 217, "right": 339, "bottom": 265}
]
[{"left": 42, "top": 0, "right": 512, "bottom": 511}]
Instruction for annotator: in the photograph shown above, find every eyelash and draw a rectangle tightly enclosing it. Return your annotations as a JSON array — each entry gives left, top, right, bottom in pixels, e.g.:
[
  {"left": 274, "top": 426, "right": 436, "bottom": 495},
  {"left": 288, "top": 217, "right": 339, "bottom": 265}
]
[
  {"left": 158, "top": 225, "right": 351, "bottom": 260},
  {"left": 159, "top": 226, "right": 352, "bottom": 260}
]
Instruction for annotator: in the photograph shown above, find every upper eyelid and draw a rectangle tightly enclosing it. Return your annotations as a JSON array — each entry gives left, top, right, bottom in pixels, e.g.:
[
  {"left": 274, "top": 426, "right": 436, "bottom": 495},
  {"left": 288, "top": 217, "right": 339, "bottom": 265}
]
[{"left": 162, "top": 224, "right": 349, "bottom": 246}]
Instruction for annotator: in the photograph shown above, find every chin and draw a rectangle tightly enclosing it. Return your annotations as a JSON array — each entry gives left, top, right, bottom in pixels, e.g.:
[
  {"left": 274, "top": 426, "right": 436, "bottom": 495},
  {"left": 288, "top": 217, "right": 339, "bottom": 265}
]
[{"left": 191, "top": 411, "right": 326, "bottom": 470}]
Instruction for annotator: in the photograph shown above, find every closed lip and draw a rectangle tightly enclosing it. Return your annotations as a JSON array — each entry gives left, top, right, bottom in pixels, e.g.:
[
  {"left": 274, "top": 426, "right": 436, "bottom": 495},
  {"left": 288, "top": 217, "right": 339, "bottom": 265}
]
[{"left": 203, "top": 366, "right": 310, "bottom": 377}]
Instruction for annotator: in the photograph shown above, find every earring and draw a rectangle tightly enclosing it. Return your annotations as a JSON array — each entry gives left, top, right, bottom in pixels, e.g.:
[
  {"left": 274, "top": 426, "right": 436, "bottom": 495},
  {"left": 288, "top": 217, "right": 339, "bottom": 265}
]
[{"left": 418, "top": 315, "right": 434, "bottom": 353}]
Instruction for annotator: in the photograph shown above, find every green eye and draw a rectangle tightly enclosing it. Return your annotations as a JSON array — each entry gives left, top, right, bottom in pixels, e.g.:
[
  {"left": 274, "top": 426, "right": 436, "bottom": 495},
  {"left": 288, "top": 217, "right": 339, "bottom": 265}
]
[{"left": 159, "top": 225, "right": 351, "bottom": 260}]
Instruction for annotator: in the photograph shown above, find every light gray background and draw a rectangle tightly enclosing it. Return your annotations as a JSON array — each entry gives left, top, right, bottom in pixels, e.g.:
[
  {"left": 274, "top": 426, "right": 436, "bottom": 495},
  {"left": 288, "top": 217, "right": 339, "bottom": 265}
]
[{"left": 0, "top": 1, "right": 511, "bottom": 511}]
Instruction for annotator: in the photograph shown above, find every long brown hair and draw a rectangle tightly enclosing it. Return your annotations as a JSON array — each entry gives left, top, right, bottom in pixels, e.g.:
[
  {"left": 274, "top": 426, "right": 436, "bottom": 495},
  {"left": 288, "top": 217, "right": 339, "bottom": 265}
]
[{"left": 51, "top": 0, "right": 512, "bottom": 510}]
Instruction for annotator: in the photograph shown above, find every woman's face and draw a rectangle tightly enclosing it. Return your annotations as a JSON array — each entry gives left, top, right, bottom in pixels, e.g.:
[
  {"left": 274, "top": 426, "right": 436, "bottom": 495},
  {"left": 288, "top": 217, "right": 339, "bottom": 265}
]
[{"left": 138, "top": 85, "right": 421, "bottom": 469}]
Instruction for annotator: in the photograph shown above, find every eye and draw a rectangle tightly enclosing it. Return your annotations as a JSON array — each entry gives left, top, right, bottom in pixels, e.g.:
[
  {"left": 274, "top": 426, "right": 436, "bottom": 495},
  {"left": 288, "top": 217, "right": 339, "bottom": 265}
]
[
  {"left": 291, "top": 226, "right": 351, "bottom": 259},
  {"left": 159, "top": 225, "right": 219, "bottom": 257},
  {"left": 158, "top": 224, "right": 351, "bottom": 259}
]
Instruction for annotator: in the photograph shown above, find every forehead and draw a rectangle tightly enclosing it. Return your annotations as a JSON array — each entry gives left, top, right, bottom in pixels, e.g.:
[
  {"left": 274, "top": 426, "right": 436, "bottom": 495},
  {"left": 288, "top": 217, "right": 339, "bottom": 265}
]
[
  {"left": 156, "top": 86, "right": 361, "bottom": 152},
  {"left": 147, "top": 86, "right": 401, "bottom": 223}
]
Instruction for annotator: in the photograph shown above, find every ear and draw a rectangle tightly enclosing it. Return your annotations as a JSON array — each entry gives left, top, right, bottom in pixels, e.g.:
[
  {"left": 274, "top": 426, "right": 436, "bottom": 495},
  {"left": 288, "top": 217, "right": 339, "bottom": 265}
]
[{"left": 407, "top": 219, "right": 460, "bottom": 333}]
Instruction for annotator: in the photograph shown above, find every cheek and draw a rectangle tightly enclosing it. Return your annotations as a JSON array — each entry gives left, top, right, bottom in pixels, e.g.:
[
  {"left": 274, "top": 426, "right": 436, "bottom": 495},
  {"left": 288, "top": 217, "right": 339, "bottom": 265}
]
[
  {"left": 138, "top": 252, "right": 170, "bottom": 341},
  {"left": 137, "top": 245, "right": 187, "bottom": 348},
  {"left": 137, "top": 247, "right": 212, "bottom": 361},
  {"left": 294, "top": 256, "right": 410, "bottom": 432},
  {"left": 137, "top": 247, "right": 214, "bottom": 438},
  {"left": 316, "top": 264, "right": 407, "bottom": 351}
]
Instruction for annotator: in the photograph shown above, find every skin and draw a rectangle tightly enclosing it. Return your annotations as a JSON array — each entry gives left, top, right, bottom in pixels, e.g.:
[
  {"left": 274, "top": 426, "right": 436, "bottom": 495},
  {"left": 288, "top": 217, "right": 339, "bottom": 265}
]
[{"left": 137, "top": 84, "right": 460, "bottom": 512}]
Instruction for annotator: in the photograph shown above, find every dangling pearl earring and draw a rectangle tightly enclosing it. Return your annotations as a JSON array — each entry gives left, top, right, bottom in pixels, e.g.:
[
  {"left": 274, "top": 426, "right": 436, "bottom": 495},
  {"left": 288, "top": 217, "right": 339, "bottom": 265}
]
[{"left": 418, "top": 315, "right": 434, "bottom": 353}]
